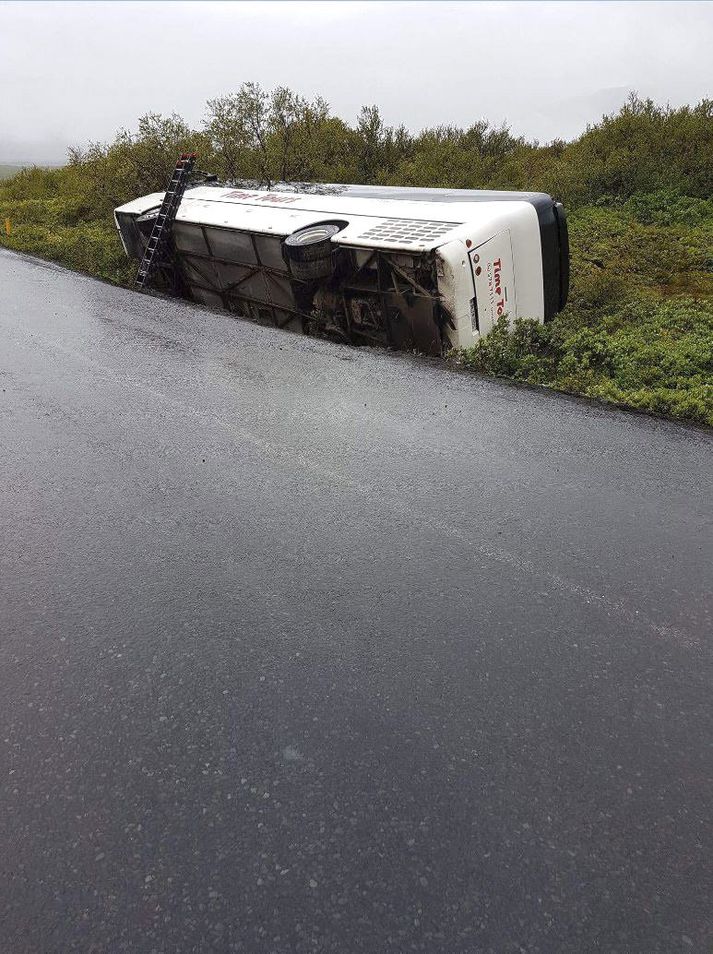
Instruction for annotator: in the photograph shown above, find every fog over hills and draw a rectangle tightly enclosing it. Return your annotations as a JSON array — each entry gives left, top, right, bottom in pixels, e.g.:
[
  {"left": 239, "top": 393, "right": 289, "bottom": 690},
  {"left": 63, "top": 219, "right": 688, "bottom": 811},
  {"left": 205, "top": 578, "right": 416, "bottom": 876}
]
[{"left": 2, "top": 1, "right": 711, "bottom": 165}]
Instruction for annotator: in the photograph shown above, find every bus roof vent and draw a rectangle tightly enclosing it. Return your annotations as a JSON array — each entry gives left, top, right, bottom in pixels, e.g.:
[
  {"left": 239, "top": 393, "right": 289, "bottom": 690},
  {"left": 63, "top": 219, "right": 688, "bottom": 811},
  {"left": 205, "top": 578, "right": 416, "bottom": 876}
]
[{"left": 355, "top": 218, "right": 458, "bottom": 246}]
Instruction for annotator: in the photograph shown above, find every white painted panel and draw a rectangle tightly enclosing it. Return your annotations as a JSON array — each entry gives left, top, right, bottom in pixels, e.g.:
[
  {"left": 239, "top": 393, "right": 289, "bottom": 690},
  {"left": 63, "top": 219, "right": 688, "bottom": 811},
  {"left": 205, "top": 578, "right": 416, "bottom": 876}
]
[{"left": 470, "top": 230, "right": 517, "bottom": 333}]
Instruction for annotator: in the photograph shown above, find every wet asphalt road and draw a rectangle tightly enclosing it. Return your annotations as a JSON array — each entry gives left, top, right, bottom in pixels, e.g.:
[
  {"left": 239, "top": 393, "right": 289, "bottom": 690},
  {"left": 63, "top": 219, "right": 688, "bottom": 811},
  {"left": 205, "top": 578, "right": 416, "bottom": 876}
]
[{"left": 1, "top": 247, "right": 712, "bottom": 954}]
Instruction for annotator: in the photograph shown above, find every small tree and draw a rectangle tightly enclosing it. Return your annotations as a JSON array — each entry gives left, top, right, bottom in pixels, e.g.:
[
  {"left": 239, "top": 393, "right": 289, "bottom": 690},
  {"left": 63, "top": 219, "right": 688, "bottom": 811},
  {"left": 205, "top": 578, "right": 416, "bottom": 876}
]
[{"left": 205, "top": 82, "right": 271, "bottom": 183}]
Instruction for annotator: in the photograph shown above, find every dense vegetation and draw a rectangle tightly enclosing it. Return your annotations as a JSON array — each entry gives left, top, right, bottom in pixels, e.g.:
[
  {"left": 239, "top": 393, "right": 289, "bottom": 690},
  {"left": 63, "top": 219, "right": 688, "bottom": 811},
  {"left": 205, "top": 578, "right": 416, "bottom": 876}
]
[{"left": 1, "top": 87, "right": 711, "bottom": 425}]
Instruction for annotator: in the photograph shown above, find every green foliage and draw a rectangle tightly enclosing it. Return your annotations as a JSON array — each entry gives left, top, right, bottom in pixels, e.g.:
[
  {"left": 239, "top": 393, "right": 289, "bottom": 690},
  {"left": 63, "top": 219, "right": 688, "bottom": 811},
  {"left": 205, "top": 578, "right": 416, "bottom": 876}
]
[
  {"left": 549, "top": 95, "right": 713, "bottom": 206},
  {"left": 205, "top": 84, "right": 354, "bottom": 185},
  {"left": 454, "top": 299, "right": 713, "bottom": 427},
  {"left": 0, "top": 220, "right": 134, "bottom": 285},
  {"left": 0, "top": 84, "right": 712, "bottom": 425},
  {"left": 567, "top": 203, "right": 713, "bottom": 299},
  {"left": 623, "top": 191, "right": 713, "bottom": 228},
  {"left": 0, "top": 168, "right": 133, "bottom": 284}
]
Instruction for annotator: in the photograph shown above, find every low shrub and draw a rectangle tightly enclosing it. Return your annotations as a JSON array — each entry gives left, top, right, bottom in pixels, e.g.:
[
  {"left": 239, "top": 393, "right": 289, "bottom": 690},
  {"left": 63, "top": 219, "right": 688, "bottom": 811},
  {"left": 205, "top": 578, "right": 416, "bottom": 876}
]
[{"left": 454, "top": 298, "right": 713, "bottom": 426}]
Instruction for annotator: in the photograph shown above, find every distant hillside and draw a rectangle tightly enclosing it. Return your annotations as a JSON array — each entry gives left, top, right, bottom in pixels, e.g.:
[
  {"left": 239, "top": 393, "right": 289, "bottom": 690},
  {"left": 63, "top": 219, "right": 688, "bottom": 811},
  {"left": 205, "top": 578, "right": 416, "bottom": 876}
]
[
  {"left": 0, "top": 164, "right": 26, "bottom": 180},
  {"left": 0, "top": 162, "right": 64, "bottom": 179}
]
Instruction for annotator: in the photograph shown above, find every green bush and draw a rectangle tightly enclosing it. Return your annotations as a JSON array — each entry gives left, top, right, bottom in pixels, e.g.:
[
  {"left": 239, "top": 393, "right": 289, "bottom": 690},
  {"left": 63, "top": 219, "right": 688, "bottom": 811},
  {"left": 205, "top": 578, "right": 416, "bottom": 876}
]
[
  {"left": 1, "top": 221, "right": 134, "bottom": 285},
  {"left": 454, "top": 298, "right": 713, "bottom": 427},
  {"left": 624, "top": 191, "right": 713, "bottom": 227}
]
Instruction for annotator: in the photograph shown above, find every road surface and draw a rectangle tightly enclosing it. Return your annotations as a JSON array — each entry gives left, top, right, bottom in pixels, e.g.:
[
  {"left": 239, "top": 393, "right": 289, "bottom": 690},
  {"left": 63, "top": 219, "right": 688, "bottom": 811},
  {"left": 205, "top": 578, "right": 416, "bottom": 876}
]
[{"left": 1, "top": 248, "right": 712, "bottom": 953}]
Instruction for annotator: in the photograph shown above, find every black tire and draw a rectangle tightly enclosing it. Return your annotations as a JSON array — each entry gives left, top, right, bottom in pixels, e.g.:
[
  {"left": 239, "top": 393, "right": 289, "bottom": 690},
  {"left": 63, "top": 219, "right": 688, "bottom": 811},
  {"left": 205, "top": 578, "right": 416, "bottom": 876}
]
[
  {"left": 283, "top": 222, "right": 345, "bottom": 264},
  {"left": 288, "top": 257, "right": 336, "bottom": 282}
]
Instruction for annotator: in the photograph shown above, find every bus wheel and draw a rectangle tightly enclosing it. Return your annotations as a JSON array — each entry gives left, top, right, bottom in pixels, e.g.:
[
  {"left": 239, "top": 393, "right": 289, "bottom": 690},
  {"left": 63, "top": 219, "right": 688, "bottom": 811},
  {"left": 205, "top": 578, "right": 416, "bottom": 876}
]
[{"left": 283, "top": 221, "right": 346, "bottom": 280}]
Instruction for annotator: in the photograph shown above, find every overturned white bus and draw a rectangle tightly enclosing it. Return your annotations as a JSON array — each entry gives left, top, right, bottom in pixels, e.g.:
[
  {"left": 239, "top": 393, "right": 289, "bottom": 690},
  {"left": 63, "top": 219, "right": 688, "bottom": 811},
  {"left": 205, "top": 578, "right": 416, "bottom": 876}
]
[{"left": 115, "top": 181, "right": 569, "bottom": 355}]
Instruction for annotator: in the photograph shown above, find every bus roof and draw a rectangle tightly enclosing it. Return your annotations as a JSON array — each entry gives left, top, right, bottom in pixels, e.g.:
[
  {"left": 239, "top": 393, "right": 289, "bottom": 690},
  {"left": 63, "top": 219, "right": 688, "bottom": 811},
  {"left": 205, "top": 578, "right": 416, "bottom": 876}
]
[
  {"left": 262, "top": 181, "right": 555, "bottom": 208},
  {"left": 117, "top": 184, "right": 540, "bottom": 254}
]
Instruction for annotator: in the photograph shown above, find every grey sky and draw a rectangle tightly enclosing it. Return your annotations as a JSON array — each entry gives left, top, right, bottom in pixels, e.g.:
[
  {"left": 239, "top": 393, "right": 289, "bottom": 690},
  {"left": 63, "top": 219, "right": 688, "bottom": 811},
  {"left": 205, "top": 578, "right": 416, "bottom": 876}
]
[{"left": 1, "top": 0, "right": 711, "bottom": 164}]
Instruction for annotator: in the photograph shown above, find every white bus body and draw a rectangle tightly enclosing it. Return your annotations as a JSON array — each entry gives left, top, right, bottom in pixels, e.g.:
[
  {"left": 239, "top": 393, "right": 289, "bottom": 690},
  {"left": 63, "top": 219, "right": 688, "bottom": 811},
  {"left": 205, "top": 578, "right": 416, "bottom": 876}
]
[{"left": 115, "top": 183, "right": 569, "bottom": 355}]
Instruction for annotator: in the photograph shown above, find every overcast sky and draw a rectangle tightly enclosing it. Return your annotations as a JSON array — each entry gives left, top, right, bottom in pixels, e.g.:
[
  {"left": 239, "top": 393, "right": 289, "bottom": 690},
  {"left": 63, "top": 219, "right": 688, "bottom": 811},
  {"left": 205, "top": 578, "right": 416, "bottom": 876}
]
[{"left": 1, "top": 0, "right": 711, "bottom": 163}]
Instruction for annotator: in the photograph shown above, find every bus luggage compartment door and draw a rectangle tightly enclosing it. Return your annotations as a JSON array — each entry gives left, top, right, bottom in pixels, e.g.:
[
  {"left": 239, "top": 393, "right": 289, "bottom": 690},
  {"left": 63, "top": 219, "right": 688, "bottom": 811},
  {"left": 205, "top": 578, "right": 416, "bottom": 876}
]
[{"left": 468, "top": 230, "right": 517, "bottom": 334}]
